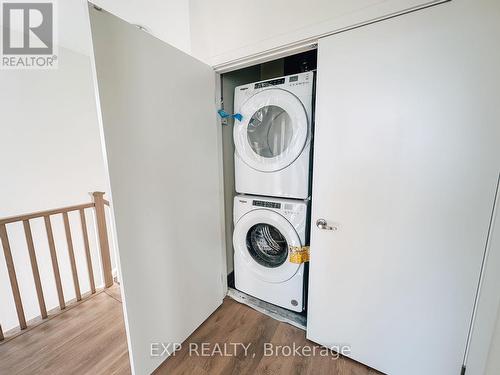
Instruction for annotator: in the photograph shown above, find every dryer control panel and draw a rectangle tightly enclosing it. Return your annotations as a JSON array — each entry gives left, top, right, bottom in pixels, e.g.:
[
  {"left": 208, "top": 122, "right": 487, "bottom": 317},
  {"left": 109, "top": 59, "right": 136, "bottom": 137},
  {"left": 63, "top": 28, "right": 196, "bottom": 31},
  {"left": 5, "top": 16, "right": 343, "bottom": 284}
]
[
  {"left": 254, "top": 78, "right": 285, "bottom": 89},
  {"left": 236, "top": 71, "right": 313, "bottom": 97}
]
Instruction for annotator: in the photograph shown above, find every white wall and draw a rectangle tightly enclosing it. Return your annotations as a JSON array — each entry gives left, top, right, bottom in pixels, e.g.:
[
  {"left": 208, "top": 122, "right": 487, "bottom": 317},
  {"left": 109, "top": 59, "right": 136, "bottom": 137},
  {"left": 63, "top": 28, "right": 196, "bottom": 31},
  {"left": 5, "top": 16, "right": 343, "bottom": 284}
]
[
  {"left": 188, "top": 0, "right": 444, "bottom": 67},
  {"left": 0, "top": 0, "right": 112, "bottom": 332},
  {"left": 84, "top": 1, "right": 444, "bottom": 68},
  {"left": 90, "top": 0, "right": 191, "bottom": 54}
]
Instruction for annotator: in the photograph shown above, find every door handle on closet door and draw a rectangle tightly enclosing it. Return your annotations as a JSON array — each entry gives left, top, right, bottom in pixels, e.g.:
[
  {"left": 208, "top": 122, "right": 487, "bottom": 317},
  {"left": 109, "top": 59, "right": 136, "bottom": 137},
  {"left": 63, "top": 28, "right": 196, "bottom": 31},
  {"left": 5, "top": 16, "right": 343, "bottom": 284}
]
[{"left": 316, "top": 219, "right": 337, "bottom": 231}]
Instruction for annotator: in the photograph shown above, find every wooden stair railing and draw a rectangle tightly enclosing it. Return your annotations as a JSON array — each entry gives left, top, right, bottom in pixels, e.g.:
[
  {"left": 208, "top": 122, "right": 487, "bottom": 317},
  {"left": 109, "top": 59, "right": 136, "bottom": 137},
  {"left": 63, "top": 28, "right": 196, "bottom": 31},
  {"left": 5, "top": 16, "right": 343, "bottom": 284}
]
[{"left": 0, "top": 192, "right": 113, "bottom": 341}]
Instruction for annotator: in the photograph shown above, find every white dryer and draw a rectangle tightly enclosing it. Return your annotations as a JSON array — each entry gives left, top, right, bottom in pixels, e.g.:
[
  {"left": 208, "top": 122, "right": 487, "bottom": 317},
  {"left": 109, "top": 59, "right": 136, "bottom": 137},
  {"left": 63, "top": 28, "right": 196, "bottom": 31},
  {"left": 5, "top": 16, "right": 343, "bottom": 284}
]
[
  {"left": 233, "top": 194, "right": 308, "bottom": 312},
  {"left": 233, "top": 72, "right": 314, "bottom": 199}
]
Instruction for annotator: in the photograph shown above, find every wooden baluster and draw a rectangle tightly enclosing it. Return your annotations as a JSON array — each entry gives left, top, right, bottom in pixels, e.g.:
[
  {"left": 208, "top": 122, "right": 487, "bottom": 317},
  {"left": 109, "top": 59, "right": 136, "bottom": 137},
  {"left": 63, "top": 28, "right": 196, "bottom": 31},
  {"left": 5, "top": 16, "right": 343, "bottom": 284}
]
[
  {"left": 79, "top": 209, "right": 96, "bottom": 294},
  {"left": 93, "top": 192, "right": 113, "bottom": 288},
  {"left": 44, "top": 215, "right": 65, "bottom": 309},
  {"left": 62, "top": 212, "right": 81, "bottom": 301},
  {"left": 23, "top": 220, "right": 48, "bottom": 319},
  {"left": 0, "top": 224, "right": 27, "bottom": 330}
]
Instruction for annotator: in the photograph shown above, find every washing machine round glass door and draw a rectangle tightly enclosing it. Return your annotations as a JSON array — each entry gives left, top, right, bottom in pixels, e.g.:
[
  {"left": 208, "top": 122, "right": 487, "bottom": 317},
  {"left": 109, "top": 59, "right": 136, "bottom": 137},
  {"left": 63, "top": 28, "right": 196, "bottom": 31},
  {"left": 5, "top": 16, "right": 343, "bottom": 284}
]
[
  {"left": 234, "top": 88, "right": 309, "bottom": 172},
  {"left": 233, "top": 209, "right": 302, "bottom": 283}
]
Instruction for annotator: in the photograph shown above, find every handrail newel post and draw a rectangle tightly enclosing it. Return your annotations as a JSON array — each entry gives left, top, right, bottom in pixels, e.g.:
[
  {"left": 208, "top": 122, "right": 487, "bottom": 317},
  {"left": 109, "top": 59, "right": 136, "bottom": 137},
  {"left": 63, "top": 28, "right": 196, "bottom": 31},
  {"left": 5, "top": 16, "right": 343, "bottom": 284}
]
[{"left": 93, "top": 192, "right": 114, "bottom": 288}]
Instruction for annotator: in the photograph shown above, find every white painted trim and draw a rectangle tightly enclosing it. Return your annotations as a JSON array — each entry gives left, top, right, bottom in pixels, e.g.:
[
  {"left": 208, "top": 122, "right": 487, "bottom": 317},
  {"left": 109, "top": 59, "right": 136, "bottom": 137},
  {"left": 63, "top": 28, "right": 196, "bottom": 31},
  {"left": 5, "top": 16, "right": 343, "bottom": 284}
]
[
  {"left": 215, "top": 72, "right": 229, "bottom": 298},
  {"left": 213, "top": 0, "right": 449, "bottom": 73},
  {"left": 214, "top": 42, "right": 317, "bottom": 74}
]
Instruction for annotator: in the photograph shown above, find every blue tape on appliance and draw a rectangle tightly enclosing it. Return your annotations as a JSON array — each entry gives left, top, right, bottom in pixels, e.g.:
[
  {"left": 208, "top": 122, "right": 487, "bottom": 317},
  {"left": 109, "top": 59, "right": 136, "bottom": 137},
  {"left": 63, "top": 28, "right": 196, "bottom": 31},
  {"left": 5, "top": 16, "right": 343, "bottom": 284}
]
[{"left": 218, "top": 109, "right": 243, "bottom": 122}]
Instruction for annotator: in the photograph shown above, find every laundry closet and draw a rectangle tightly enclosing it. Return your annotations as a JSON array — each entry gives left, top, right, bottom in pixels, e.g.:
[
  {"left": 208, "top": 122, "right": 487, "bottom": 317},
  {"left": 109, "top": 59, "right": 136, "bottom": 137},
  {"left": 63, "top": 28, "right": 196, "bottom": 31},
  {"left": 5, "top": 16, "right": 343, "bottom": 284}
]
[
  {"left": 88, "top": 1, "right": 500, "bottom": 375},
  {"left": 218, "top": 52, "right": 316, "bottom": 318}
]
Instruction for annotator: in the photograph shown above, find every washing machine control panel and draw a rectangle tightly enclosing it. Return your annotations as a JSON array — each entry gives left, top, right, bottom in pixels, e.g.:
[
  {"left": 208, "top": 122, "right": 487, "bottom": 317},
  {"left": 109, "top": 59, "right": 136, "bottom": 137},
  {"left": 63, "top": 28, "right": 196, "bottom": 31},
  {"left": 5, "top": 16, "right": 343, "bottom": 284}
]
[
  {"left": 250, "top": 199, "right": 305, "bottom": 218},
  {"left": 252, "top": 200, "right": 281, "bottom": 209},
  {"left": 234, "top": 195, "right": 308, "bottom": 235}
]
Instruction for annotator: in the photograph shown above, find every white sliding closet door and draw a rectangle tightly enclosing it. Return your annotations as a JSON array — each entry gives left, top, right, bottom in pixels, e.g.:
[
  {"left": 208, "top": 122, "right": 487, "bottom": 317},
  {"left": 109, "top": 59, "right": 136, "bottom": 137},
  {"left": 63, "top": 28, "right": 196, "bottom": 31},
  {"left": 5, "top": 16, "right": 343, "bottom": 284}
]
[
  {"left": 89, "top": 6, "right": 225, "bottom": 375},
  {"left": 307, "top": 1, "right": 500, "bottom": 374}
]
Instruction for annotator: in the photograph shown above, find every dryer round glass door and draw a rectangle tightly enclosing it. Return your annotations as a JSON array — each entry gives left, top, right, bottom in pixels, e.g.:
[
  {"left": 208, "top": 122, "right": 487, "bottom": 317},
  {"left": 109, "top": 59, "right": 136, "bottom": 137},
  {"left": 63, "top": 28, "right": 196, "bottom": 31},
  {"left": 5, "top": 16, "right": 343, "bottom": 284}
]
[
  {"left": 233, "top": 209, "right": 301, "bottom": 283},
  {"left": 234, "top": 88, "right": 309, "bottom": 172},
  {"left": 247, "top": 106, "right": 293, "bottom": 158}
]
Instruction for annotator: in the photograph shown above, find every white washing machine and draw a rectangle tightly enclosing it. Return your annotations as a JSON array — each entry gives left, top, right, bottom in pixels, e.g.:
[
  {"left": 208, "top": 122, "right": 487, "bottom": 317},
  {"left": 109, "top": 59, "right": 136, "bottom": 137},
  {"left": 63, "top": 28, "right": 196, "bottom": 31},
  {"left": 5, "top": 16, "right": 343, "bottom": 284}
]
[
  {"left": 233, "top": 194, "right": 308, "bottom": 312},
  {"left": 233, "top": 72, "right": 314, "bottom": 199}
]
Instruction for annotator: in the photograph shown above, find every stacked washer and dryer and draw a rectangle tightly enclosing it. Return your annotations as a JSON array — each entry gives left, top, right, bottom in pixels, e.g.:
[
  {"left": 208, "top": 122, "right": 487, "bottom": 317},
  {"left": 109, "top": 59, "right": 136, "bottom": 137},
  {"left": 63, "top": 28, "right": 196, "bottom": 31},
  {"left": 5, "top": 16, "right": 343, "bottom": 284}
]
[{"left": 232, "top": 72, "right": 314, "bottom": 312}]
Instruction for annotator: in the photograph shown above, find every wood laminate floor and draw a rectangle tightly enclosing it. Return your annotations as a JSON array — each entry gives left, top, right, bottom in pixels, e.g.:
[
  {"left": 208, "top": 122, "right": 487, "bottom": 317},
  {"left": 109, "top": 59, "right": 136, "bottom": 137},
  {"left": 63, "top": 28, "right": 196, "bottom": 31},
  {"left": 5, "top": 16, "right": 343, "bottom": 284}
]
[
  {"left": 0, "top": 284, "right": 131, "bottom": 375},
  {"left": 157, "top": 298, "right": 380, "bottom": 375},
  {"left": 0, "top": 288, "right": 379, "bottom": 375}
]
